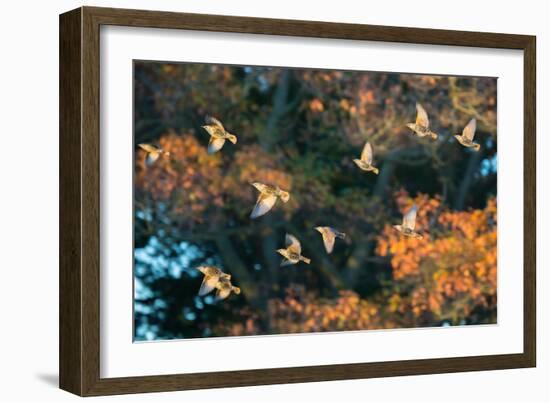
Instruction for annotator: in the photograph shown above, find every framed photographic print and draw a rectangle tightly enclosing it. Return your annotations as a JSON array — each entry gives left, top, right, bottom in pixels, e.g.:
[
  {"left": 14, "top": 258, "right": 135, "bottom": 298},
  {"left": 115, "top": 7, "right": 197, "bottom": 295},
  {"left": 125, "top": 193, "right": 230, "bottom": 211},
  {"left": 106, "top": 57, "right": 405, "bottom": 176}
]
[{"left": 59, "top": 6, "right": 536, "bottom": 396}]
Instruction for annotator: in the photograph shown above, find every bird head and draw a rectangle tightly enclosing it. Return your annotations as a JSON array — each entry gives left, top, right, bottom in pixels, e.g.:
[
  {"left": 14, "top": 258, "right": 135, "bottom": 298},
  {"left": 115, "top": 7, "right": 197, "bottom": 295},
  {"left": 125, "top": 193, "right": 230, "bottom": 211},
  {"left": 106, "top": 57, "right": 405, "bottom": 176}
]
[
  {"left": 406, "top": 123, "right": 416, "bottom": 131},
  {"left": 279, "top": 190, "right": 290, "bottom": 203},
  {"left": 227, "top": 134, "right": 238, "bottom": 144}
]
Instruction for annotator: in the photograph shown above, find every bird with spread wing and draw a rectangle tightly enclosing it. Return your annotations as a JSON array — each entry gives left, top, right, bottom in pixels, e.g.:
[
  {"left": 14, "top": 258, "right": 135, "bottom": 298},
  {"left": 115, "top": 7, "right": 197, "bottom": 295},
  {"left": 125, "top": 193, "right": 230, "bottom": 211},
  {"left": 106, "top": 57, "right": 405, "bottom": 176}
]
[
  {"left": 406, "top": 103, "right": 438, "bottom": 140},
  {"left": 201, "top": 115, "right": 238, "bottom": 154},
  {"left": 196, "top": 266, "right": 231, "bottom": 296},
  {"left": 393, "top": 204, "right": 423, "bottom": 239},
  {"left": 250, "top": 182, "right": 290, "bottom": 219},
  {"left": 353, "top": 141, "right": 379, "bottom": 174},
  {"left": 454, "top": 118, "right": 481, "bottom": 151},
  {"left": 138, "top": 143, "right": 170, "bottom": 165},
  {"left": 314, "top": 227, "right": 347, "bottom": 254},
  {"left": 277, "top": 234, "right": 311, "bottom": 266}
]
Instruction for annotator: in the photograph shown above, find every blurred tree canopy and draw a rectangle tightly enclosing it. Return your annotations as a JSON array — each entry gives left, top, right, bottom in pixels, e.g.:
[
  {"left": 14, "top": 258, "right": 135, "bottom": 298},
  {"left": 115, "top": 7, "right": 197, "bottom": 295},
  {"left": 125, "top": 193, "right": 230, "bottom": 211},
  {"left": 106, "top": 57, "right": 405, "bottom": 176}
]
[{"left": 133, "top": 61, "right": 497, "bottom": 340}]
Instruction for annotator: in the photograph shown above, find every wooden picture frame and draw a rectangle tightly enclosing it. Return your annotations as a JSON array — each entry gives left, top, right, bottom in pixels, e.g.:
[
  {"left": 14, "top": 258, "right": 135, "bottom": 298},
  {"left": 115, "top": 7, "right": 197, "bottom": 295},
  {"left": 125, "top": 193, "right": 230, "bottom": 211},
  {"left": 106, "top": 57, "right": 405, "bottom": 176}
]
[{"left": 59, "top": 6, "right": 536, "bottom": 396}]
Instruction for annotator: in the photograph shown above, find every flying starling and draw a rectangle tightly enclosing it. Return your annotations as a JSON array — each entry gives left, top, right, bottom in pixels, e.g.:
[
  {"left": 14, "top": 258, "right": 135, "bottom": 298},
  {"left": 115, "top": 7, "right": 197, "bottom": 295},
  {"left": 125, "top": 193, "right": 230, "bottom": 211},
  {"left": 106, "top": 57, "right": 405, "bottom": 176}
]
[
  {"left": 138, "top": 143, "right": 170, "bottom": 164},
  {"left": 393, "top": 204, "right": 423, "bottom": 239},
  {"left": 314, "top": 226, "right": 347, "bottom": 254},
  {"left": 353, "top": 141, "right": 379, "bottom": 174},
  {"left": 201, "top": 115, "right": 238, "bottom": 154},
  {"left": 196, "top": 266, "right": 231, "bottom": 296},
  {"left": 250, "top": 182, "right": 290, "bottom": 219},
  {"left": 277, "top": 234, "right": 311, "bottom": 266},
  {"left": 454, "top": 118, "right": 481, "bottom": 151},
  {"left": 406, "top": 103, "right": 438, "bottom": 140}
]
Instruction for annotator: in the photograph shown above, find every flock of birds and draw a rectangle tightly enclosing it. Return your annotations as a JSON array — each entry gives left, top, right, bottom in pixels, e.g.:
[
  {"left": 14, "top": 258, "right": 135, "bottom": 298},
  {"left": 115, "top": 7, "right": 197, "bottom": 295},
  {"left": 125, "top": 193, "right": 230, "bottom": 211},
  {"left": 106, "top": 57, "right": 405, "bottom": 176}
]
[{"left": 138, "top": 103, "right": 482, "bottom": 300}]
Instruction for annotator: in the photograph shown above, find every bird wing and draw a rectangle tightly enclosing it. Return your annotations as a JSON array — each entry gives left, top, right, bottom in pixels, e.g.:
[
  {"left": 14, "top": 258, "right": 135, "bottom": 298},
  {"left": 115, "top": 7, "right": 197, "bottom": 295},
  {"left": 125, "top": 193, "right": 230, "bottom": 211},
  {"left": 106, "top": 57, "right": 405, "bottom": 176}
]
[
  {"left": 415, "top": 103, "right": 430, "bottom": 128},
  {"left": 250, "top": 193, "right": 277, "bottom": 218},
  {"left": 208, "top": 137, "right": 226, "bottom": 154},
  {"left": 361, "top": 142, "right": 374, "bottom": 164},
  {"left": 205, "top": 115, "right": 225, "bottom": 131},
  {"left": 285, "top": 234, "right": 302, "bottom": 255},
  {"left": 251, "top": 182, "right": 269, "bottom": 193},
  {"left": 198, "top": 274, "right": 219, "bottom": 296},
  {"left": 280, "top": 259, "right": 295, "bottom": 267},
  {"left": 138, "top": 143, "right": 158, "bottom": 153},
  {"left": 321, "top": 230, "right": 336, "bottom": 254},
  {"left": 402, "top": 205, "right": 417, "bottom": 231},
  {"left": 146, "top": 152, "right": 160, "bottom": 165},
  {"left": 462, "top": 118, "right": 477, "bottom": 141}
]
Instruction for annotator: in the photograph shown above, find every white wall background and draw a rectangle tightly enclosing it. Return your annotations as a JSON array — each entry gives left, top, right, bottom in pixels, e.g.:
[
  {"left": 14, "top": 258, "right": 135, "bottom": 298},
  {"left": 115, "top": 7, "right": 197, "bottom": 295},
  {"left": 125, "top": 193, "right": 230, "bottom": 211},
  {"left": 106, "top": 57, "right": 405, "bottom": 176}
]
[{"left": 0, "top": 0, "right": 546, "bottom": 401}]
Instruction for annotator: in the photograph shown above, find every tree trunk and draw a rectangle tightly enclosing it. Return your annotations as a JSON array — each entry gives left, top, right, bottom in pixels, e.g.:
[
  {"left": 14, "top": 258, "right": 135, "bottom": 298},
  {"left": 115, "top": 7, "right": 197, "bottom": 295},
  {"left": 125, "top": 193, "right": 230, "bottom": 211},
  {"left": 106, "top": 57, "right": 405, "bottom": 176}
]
[
  {"left": 260, "top": 70, "right": 290, "bottom": 152},
  {"left": 455, "top": 150, "right": 482, "bottom": 210},
  {"left": 259, "top": 70, "right": 293, "bottom": 294},
  {"left": 214, "top": 235, "right": 258, "bottom": 303}
]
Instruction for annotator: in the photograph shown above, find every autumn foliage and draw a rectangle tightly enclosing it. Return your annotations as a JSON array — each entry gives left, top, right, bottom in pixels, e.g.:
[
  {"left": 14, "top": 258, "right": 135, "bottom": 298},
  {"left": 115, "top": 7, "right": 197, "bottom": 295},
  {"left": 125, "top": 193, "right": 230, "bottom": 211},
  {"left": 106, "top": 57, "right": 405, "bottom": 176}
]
[{"left": 376, "top": 192, "right": 497, "bottom": 327}]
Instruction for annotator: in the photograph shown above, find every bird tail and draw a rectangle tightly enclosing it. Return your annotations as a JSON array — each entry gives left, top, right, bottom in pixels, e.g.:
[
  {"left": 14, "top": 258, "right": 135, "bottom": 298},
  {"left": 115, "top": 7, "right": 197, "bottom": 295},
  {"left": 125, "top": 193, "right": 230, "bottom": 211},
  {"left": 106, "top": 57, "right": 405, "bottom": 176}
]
[
  {"left": 227, "top": 133, "right": 237, "bottom": 144},
  {"left": 474, "top": 143, "right": 481, "bottom": 152},
  {"left": 372, "top": 167, "right": 379, "bottom": 175},
  {"left": 232, "top": 286, "right": 241, "bottom": 295},
  {"left": 335, "top": 231, "right": 346, "bottom": 240},
  {"left": 300, "top": 256, "right": 311, "bottom": 264},
  {"left": 431, "top": 132, "right": 438, "bottom": 140}
]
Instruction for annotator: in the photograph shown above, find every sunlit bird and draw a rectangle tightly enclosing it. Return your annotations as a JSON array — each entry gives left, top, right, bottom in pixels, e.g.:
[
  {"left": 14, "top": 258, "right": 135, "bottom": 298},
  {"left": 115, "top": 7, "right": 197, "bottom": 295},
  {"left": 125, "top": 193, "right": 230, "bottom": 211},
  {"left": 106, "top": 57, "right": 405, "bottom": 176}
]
[
  {"left": 277, "top": 234, "right": 311, "bottom": 266},
  {"left": 138, "top": 143, "right": 170, "bottom": 164},
  {"left": 250, "top": 182, "right": 290, "bottom": 219},
  {"left": 196, "top": 266, "right": 231, "bottom": 296},
  {"left": 393, "top": 204, "right": 423, "bottom": 239},
  {"left": 406, "top": 103, "right": 438, "bottom": 140},
  {"left": 353, "top": 141, "right": 379, "bottom": 174},
  {"left": 454, "top": 118, "right": 481, "bottom": 151},
  {"left": 201, "top": 115, "right": 238, "bottom": 154},
  {"left": 214, "top": 276, "right": 241, "bottom": 300},
  {"left": 314, "top": 226, "right": 347, "bottom": 254}
]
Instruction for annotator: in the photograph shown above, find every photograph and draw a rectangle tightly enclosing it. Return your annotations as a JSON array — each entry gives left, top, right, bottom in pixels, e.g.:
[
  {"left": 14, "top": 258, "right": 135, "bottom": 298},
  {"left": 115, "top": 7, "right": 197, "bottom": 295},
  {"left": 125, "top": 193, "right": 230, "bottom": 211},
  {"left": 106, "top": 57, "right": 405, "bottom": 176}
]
[{"left": 133, "top": 61, "right": 498, "bottom": 341}]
